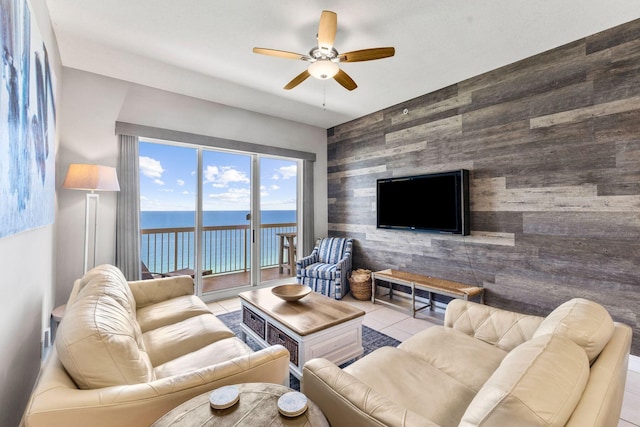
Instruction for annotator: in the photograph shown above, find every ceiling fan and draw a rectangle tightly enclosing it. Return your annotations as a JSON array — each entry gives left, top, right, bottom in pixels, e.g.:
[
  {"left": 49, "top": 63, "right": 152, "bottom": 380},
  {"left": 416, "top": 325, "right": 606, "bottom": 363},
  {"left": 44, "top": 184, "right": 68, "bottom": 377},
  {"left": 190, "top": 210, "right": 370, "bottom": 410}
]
[{"left": 253, "top": 10, "right": 395, "bottom": 91}]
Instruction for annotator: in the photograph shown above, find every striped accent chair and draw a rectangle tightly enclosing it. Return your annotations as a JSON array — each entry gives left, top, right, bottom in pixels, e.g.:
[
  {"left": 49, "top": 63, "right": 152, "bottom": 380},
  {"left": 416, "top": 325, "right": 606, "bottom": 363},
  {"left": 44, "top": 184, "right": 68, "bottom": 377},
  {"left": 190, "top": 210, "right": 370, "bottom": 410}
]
[{"left": 296, "top": 237, "right": 353, "bottom": 300}]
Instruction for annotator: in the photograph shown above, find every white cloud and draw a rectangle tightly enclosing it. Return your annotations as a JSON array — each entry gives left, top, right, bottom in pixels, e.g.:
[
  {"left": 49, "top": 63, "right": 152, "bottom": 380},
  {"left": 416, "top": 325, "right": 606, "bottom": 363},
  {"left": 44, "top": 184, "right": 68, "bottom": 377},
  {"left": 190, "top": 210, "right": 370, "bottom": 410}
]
[
  {"left": 177, "top": 179, "right": 185, "bottom": 186},
  {"left": 153, "top": 179, "right": 164, "bottom": 185},
  {"left": 271, "top": 165, "right": 297, "bottom": 181},
  {"left": 278, "top": 165, "right": 297, "bottom": 180},
  {"left": 140, "top": 156, "right": 164, "bottom": 179},
  {"left": 270, "top": 184, "right": 280, "bottom": 190},
  {"left": 182, "top": 190, "right": 189, "bottom": 195},
  {"left": 204, "top": 165, "right": 250, "bottom": 188},
  {"left": 208, "top": 187, "right": 250, "bottom": 203},
  {"left": 204, "top": 166, "right": 219, "bottom": 182}
]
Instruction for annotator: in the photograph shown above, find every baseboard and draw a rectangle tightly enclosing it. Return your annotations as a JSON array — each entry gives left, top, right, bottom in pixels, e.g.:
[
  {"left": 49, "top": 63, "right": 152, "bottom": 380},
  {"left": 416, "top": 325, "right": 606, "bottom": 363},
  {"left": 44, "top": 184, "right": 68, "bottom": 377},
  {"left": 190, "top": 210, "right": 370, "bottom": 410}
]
[{"left": 629, "top": 354, "right": 640, "bottom": 373}]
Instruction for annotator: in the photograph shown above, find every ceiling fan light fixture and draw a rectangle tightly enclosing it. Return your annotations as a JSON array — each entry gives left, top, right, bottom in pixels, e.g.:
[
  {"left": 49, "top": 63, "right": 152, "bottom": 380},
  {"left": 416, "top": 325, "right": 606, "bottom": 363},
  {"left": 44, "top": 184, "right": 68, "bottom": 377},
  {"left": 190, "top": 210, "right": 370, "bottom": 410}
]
[
  {"left": 308, "top": 60, "right": 339, "bottom": 80},
  {"left": 253, "top": 10, "right": 394, "bottom": 90}
]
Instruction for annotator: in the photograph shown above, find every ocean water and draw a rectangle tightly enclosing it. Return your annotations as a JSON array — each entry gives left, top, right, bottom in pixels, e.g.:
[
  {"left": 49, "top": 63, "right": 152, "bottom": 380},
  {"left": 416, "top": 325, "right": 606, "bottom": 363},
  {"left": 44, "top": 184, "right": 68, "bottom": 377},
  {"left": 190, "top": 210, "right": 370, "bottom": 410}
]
[
  {"left": 141, "top": 210, "right": 296, "bottom": 229},
  {"left": 141, "top": 210, "right": 296, "bottom": 275}
]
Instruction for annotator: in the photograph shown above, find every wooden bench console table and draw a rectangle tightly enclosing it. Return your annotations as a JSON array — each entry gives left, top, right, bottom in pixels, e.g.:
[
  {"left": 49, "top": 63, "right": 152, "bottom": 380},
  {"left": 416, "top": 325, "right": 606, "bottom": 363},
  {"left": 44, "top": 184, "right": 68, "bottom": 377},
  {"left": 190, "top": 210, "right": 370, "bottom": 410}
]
[{"left": 372, "top": 269, "right": 484, "bottom": 318}]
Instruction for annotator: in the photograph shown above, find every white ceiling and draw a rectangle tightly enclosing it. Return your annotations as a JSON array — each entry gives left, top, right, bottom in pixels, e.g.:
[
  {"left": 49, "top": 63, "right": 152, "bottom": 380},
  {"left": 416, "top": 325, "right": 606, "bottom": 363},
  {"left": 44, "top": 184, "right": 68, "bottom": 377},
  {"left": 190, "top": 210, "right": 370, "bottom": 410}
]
[{"left": 45, "top": 0, "right": 640, "bottom": 129}]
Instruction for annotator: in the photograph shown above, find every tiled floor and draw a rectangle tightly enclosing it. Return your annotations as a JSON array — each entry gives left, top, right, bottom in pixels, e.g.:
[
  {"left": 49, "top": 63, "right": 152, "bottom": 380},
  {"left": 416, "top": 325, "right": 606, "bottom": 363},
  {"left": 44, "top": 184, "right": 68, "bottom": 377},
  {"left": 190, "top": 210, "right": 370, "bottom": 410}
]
[{"left": 207, "top": 294, "right": 640, "bottom": 427}]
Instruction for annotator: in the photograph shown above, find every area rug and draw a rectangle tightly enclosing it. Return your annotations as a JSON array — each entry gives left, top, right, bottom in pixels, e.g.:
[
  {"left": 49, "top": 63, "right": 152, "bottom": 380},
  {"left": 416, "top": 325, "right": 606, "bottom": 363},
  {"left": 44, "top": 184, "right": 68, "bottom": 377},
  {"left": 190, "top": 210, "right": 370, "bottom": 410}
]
[{"left": 217, "top": 310, "right": 401, "bottom": 391}]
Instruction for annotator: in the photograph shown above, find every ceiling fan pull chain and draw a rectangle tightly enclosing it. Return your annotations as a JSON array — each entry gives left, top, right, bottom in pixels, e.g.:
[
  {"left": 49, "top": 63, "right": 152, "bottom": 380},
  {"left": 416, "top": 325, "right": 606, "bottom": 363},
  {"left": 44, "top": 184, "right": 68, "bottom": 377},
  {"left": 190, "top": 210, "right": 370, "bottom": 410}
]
[{"left": 322, "top": 84, "right": 327, "bottom": 111}]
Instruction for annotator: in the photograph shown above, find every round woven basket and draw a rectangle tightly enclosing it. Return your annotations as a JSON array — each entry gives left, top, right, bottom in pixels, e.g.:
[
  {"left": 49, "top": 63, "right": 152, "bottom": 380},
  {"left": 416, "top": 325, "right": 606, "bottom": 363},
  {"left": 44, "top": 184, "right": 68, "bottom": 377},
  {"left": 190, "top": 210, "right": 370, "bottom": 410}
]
[{"left": 349, "top": 269, "right": 372, "bottom": 301}]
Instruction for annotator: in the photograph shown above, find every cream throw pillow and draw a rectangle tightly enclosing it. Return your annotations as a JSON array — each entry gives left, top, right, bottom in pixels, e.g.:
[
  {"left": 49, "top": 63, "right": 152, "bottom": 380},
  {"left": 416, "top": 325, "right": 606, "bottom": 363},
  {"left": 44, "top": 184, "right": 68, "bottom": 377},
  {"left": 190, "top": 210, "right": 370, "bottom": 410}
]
[
  {"left": 460, "top": 334, "right": 589, "bottom": 427},
  {"left": 533, "top": 298, "right": 614, "bottom": 363},
  {"left": 56, "top": 276, "right": 153, "bottom": 389}
]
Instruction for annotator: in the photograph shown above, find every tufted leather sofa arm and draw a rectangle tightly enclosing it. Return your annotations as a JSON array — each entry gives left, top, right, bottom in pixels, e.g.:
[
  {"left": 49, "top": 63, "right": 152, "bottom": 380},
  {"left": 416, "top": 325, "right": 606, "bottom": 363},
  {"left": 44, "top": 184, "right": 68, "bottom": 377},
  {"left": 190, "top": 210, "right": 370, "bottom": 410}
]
[
  {"left": 302, "top": 358, "right": 440, "bottom": 427},
  {"left": 444, "top": 299, "right": 544, "bottom": 352}
]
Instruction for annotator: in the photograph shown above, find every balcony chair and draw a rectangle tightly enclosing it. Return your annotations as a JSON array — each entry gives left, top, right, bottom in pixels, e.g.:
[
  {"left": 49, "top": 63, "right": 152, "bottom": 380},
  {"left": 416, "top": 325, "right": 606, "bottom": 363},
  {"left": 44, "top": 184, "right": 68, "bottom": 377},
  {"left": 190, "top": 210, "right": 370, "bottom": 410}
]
[
  {"left": 141, "top": 261, "right": 162, "bottom": 280},
  {"left": 296, "top": 237, "right": 353, "bottom": 300}
]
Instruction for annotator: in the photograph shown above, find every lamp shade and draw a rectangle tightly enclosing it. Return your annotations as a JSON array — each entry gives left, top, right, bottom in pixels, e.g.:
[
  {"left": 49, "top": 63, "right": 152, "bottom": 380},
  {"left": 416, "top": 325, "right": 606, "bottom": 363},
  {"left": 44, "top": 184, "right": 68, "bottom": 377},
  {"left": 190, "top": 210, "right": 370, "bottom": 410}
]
[
  {"left": 308, "top": 60, "right": 339, "bottom": 80},
  {"left": 62, "top": 164, "right": 120, "bottom": 192}
]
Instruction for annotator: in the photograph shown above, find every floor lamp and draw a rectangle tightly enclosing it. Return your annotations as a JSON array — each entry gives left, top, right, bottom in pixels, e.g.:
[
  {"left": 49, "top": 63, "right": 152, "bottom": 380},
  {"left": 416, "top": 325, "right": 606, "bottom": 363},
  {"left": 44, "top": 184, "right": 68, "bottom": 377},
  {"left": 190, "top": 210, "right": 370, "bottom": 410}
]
[{"left": 63, "top": 164, "right": 120, "bottom": 273}]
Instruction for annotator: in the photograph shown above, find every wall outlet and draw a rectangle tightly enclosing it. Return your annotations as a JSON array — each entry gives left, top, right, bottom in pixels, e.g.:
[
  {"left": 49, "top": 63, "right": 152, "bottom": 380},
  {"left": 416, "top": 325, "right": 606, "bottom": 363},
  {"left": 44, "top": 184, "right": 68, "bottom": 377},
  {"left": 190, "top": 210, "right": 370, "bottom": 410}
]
[
  {"left": 41, "top": 327, "right": 51, "bottom": 360},
  {"left": 43, "top": 328, "right": 51, "bottom": 348}
]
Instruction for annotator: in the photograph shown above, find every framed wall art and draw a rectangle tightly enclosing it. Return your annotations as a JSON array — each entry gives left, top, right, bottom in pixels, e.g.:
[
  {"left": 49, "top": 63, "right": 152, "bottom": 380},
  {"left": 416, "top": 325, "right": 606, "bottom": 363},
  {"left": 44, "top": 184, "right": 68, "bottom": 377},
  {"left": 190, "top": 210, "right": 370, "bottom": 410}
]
[{"left": 1, "top": 0, "right": 56, "bottom": 239}]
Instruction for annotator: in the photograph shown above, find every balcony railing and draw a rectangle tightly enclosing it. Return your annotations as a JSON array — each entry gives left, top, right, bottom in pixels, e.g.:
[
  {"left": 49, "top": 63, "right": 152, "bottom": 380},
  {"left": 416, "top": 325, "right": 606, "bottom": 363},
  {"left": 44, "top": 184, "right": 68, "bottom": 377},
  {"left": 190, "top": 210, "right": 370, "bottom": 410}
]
[{"left": 141, "top": 222, "right": 296, "bottom": 276}]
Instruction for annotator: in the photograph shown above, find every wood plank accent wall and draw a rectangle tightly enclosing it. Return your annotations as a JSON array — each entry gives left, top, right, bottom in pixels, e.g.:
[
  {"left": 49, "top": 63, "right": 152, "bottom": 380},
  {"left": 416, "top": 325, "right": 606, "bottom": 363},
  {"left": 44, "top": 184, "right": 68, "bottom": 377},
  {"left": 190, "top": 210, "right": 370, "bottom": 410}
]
[{"left": 327, "top": 19, "right": 640, "bottom": 355}]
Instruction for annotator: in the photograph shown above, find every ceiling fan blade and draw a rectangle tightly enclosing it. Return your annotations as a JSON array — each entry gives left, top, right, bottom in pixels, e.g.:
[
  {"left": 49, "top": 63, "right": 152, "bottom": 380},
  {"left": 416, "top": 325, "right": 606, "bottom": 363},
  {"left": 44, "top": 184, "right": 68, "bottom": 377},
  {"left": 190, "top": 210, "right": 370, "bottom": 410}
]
[
  {"left": 334, "top": 69, "right": 357, "bottom": 91},
  {"left": 284, "top": 70, "right": 311, "bottom": 90},
  {"left": 253, "top": 47, "right": 309, "bottom": 60},
  {"left": 317, "top": 10, "right": 337, "bottom": 51},
  {"left": 338, "top": 47, "right": 396, "bottom": 62}
]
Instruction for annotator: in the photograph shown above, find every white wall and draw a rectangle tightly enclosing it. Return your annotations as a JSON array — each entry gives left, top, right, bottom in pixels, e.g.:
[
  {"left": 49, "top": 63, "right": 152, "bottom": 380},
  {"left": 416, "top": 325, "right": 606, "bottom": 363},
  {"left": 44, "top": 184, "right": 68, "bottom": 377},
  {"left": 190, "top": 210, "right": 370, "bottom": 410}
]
[
  {"left": 0, "top": 1, "right": 62, "bottom": 425},
  {"left": 56, "top": 68, "right": 329, "bottom": 304}
]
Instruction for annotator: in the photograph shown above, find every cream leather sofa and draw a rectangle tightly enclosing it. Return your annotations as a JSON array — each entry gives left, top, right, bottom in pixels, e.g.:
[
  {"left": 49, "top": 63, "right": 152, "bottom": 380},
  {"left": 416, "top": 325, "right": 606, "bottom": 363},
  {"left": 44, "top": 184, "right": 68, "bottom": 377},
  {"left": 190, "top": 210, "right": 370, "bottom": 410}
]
[
  {"left": 302, "top": 298, "right": 632, "bottom": 427},
  {"left": 21, "top": 265, "right": 290, "bottom": 427}
]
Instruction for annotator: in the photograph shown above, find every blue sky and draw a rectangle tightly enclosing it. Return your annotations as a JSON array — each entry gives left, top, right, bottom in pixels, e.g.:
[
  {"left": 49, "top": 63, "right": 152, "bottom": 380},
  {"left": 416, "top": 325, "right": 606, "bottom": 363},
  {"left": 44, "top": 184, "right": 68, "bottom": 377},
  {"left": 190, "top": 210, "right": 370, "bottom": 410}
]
[{"left": 139, "top": 141, "right": 297, "bottom": 211}]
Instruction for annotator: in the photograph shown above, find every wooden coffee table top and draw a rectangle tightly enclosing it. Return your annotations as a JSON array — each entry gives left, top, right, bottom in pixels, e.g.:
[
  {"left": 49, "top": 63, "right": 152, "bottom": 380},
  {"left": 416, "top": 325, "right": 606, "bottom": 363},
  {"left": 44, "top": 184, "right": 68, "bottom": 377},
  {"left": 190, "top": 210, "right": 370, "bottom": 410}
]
[{"left": 239, "top": 286, "right": 365, "bottom": 336}]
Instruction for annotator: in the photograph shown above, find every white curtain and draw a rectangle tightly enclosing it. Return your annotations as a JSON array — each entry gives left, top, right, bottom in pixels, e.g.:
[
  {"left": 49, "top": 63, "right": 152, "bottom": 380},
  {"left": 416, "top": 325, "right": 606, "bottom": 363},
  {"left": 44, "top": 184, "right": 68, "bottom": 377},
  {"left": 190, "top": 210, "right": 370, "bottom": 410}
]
[{"left": 116, "top": 134, "right": 141, "bottom": 280}]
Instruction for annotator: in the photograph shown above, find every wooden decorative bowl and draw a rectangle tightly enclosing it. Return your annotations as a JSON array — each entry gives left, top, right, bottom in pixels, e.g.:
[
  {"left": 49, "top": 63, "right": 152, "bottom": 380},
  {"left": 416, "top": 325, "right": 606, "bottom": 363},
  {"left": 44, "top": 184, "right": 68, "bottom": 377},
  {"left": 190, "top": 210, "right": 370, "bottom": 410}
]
[{"left": 271, "top": 284, "right": 312, "bottom": 302}]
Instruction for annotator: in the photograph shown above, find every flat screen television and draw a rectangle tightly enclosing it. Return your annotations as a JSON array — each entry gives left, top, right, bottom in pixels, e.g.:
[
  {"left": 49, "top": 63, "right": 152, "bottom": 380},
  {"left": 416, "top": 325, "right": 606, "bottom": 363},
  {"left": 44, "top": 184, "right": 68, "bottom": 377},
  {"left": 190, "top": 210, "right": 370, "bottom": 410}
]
[{"left": 376, "top": 169, "right": 470, "bottom": 235}]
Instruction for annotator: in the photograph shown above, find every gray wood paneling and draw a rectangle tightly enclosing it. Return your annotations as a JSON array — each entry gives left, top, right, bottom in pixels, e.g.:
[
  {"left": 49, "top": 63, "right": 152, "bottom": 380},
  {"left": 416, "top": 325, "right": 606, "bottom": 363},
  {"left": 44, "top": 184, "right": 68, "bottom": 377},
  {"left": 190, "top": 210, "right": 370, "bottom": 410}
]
[{"left": 326, "top": 18, "right": 640, "bottom": 355}]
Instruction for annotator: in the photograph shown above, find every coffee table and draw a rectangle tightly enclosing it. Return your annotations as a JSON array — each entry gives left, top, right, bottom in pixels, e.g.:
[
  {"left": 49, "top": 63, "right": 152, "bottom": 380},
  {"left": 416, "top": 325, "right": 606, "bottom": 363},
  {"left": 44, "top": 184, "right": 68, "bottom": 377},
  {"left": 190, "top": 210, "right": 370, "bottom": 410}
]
[
  {"left": 151, "top": 382, "right": 329, "bottom": 426},
  {"left": 239, "top": 286, "right": 365, "bottom": 379}
]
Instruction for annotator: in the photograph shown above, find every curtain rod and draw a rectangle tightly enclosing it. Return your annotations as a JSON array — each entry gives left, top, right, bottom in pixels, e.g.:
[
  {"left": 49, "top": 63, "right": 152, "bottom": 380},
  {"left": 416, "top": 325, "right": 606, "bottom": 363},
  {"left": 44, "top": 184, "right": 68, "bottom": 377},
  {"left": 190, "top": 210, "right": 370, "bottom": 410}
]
[{"left": 115, "top": 121, "right": 316, "bottom": 162}]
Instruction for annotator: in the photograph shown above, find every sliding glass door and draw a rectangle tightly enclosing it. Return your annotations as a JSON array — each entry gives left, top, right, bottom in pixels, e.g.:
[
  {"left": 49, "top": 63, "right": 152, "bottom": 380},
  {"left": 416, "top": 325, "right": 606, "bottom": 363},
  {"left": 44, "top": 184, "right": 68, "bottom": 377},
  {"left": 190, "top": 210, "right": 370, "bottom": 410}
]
[
  {"left": 139, "top": 139, "right": 300, "bottom": 296},
  {"left": 259, "top": 157, "right": 298, "bottom": 281},
  {"left": 139, "top": 142, "right": 197, "bottom": 278},
  {"left": 201, "top": 149, "right": 252, "bottom": 292}
]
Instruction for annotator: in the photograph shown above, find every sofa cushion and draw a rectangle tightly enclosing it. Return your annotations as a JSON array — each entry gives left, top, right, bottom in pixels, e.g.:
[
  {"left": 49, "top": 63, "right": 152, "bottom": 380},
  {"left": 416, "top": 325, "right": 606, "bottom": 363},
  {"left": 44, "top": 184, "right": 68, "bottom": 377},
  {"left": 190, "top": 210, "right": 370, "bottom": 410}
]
[
  {"left": 77, "top": 264, "right": 125, "bottom": 289},
  {"left": 143, "top": 314, "right": 235, "bottom": 366},
  {"left": 55, "top": 287, "right": 153, "bottom": 389},
  {"left": 345, "top": 346, "right": 476, "bottom": 427},
  {"left": 398, "top": 326, "right": 507, "bottom": 392},
  {"left": 299, "top": 262, "right": 337, "bottom": 280},
  {"left": 136, "top": 295, "right": 212, "bottom": 332},
  {"left": 533, "top": 298, "right": 614, "bottom": 363},
  {"left": 76, "top": 264, "right": 137, "bottom": 317},
  {"left": 153, "top": 337, "right": 253, "bottom": 379},
  {"left": 460, "top": 334, "right": 589, "bottom": 427}
]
